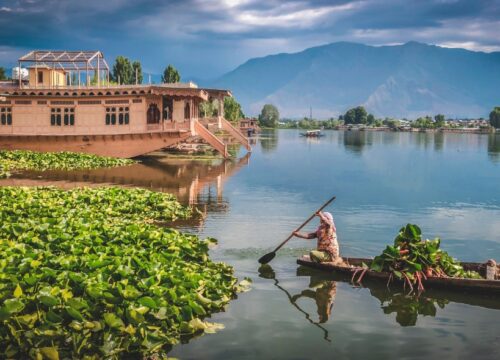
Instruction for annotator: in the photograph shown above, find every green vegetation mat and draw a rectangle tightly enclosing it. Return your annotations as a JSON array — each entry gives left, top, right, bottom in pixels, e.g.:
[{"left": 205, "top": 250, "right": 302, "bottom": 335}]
[
  {"left": 0, "top": 186, "right": 244, "bottom": 359},
  {"left": 0, "top": 150, "right": 135, "bottom": 178}
]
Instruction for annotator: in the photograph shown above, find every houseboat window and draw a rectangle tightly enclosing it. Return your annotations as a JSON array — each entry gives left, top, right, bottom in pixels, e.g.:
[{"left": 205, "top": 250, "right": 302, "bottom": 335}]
[
  {"left": 1, "top": 107, "right": 12, "bottom": 125},
  {"left": 51, "top": 107, "right": 75, "bottom": 126},
  {"left": 38, "top": 71, "right": 43, "bottom": 84},
  {"left": 105, "top": 107, "right": 129, "bottom": 125}
]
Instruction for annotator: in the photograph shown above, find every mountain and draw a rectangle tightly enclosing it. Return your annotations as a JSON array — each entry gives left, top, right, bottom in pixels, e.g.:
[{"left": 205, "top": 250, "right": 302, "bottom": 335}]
[{"left": 207, "top": 42, "right": 500, "bottom": 119}]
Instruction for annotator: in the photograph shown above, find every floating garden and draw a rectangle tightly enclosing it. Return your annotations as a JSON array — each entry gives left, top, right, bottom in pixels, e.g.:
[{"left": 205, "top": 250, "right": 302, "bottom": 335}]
[
  {"left": 0, "top": 186, "right": 245, "bottom": 359},
  {"left": 0, "top": 150, "right": 135, "bottom": 178}
]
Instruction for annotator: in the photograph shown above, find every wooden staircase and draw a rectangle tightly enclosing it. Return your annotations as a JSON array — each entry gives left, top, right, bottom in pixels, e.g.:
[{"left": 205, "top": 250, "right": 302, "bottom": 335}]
[
  {"left": 193, "top": 118, "right": 251, "bottom": 158},
  {"left": 193, "top": 120, "right": 229, "bottom": 158},
  {"left": 220, "top": 118, "right": 252, "bottom": 151}
]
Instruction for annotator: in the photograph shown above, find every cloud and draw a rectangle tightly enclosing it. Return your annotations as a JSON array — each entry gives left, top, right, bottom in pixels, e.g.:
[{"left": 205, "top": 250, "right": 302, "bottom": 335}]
[{"left": 0, "top": 0, "right": 499, "bottom": 77}]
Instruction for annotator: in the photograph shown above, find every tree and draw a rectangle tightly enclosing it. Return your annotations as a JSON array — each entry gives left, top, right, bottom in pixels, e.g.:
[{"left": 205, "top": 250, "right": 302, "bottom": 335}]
[
  {"left": 0, "top": 67, "right": 8, "bottom": 80},
  {"left": 343, "top": 106, "right": 368, "bottom": 124},
  {"left": 132, "top": 61, "right": 143, "bottom": 84},
  {"left": 162, "top": 65, "right": 180, "bottom": 83},
  {"left": 112, "top": 56, "right": 133, "bottom": 84},
  {"left": 489, "top": 107, "right": 500, "bottom": 129},
  {"left": 367, "top": 113, "right": 376, "bottom": 125},
  {"left": 258, "top": 104, "right": 280, "bottom": 128},
  {"left": 224, "top": 97, "right": 244, "bottom": 122},
  {"left": 199, "top": 100, "right": 218, "bottom": 118},
  {"left": 434, "top": 114, "right": 445, "bottom": 128}
]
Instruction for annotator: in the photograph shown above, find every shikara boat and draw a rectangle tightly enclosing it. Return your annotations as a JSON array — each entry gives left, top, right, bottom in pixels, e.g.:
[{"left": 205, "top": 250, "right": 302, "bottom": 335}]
[
  {"left": 297, "top": 256, "right": 500, "bottom": 295},
  {"left": 300, "top": 130, "right": 324, "bottom": 137}
]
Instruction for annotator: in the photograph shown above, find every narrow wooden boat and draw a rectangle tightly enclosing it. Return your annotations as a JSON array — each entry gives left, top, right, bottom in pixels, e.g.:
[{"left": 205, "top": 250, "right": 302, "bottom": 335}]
[{"left": 297, "top": 256, "right": 500, "bottom": 295}]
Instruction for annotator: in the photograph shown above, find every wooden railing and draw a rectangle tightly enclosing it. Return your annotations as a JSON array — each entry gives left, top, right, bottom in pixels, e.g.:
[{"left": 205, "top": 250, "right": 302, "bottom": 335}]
[
  {"left": 221, "top": 118, "right": 252, "bottom": 151},
  {"left": 194, "top": 120, "right": 229, "bottom": 158}
]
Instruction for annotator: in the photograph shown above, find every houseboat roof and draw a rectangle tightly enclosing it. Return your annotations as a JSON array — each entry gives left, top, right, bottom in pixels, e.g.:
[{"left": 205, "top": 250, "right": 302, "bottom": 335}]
[{"left": 0, "top": 82, "right": 231, "bottom": 101}]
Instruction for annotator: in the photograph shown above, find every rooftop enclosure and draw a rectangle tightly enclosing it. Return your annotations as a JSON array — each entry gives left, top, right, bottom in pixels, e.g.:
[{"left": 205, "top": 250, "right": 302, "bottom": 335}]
[{"left": 18, "top": 50, "right": 110, "bottom": 88}]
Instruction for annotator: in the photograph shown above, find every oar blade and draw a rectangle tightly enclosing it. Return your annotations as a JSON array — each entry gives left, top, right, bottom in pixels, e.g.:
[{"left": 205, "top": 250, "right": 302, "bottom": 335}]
[{"left": 258, "top": 251, "right": 276, "bottom": 264}]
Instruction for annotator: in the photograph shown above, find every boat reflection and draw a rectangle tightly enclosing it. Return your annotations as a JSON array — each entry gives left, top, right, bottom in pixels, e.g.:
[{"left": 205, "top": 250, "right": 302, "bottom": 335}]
[
  {"left": 258, "top": 264, "right": 333, "bottom": 341},
  {"left": 0, "top": 153, "right": 251, "bottom": 227},
  {"left": 296, "top": 265, "right": 500, "bottom": 327}
]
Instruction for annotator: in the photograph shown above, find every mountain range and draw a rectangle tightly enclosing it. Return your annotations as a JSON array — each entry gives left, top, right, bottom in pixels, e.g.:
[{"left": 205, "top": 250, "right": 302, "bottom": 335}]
[{"left": 207, "top": 41, "right": 500, "bottom": 119}]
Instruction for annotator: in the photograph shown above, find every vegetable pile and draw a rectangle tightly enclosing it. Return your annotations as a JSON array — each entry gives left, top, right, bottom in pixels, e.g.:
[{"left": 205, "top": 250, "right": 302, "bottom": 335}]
[
  {"left": 0, "top": 186, "right": 241, "bottom": 359},
  {"left": 0, "top": 150, "right": 134, "bottom": 178},
  {"left": 364, "top": 224, "right": 481, "bottom": 293}
]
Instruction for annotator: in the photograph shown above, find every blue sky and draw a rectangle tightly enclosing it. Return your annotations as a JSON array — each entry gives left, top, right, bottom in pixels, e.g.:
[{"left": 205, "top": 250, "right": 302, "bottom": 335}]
[{"left": 1, "top": 0, "right": 499, "bottom": 79}]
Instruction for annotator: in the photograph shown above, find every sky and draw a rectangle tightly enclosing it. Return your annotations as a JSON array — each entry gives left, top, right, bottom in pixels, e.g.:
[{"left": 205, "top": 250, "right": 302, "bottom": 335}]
[{"left": 0, "top": 0, "right": 499, "bottom": 79}]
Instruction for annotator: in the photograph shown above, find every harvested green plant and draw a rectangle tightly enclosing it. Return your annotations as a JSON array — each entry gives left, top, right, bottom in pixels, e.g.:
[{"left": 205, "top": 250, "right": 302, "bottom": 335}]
[{"left": 359, "top": 224, "right": 481, "bottom": 293}]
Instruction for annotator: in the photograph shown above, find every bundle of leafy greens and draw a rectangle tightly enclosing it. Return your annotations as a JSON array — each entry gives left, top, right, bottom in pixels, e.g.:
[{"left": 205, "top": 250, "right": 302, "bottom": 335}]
[
  {"left": 0, "top": 150, "right": 134, "bottom": 178},
  {"left": 368, "top": 224, "right": 481, "bottom": 293},
  {"left": 0, "top": 186, "right": 244, "bottom": 359}
]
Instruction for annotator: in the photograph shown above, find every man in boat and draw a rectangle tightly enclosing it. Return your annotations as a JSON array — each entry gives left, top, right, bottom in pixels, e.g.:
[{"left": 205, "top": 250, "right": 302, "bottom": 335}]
[{"left": 293, "top": 211, "right": 340, "bottom": 263}]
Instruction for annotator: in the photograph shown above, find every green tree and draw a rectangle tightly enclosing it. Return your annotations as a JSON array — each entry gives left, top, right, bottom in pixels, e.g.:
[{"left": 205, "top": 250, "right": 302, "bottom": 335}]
[
  {"left": 434, "top": 114, "right": 445, "bottom": 127},
  {"left": 112, "top": 56, "right": 133, "bottom": 84},
  {"left": 224, "top": 97, "right": 244, "bottom": 122},
  {"left": 0, "top": 67, "right": 8, "bottom": 80},
  {"left": 489, "top": 107, "right": 500, "bottom": 129},
  {"left": 258, "top": 104, "right": 280, "bottom": 128},
  {"left": 343, "top": 106, "right": 368, "bottom": 124},
  {"left": 367, "top": 113, "right": 376, "bottom": 125},
  {"left": 132, "top": 61, "right": 143, "bottom": 84},
  {"left": 162, "top": 65, "right": 180, "bottom": 83},
  {"left": 199, "top": 100, "right": 218, "bottom": 118}
]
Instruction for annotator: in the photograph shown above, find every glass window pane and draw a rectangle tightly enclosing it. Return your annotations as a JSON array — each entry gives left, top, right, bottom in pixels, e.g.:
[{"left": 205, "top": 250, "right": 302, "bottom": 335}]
[
  {"left": 56, "top": 114, "right": 61, "bottom": 126},
  {"left": 106, "top": 113, "right": 110, "bottom": 125},
  {"left": 111, "top": 113, "right": 116, "bottom": 125},
  {"left": 64, "top": 114, "right": 69, "bottom": 125},
  {"left": 6, "top": 114, "right": 11, "bottom": 125},
  {"left": 1, "top": 114, "right": 5, "bottom": 125},
  {"left": 119, "top": 113, "right": 123, "bottom": 124},
  {"left": 51, "top": 114, "right": 56, "bottom": 126},
  {"left": 70, "top": 114, "right": 74, "bottom": 125},
  {"left": 125, "top": 113, "right": 129, "bottom": 124}
]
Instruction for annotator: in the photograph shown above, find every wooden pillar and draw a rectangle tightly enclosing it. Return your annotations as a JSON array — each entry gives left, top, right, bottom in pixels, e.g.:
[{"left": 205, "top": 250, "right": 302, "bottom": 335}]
[
  {"left": 86, "top": 62, "right": 89, "bottom": 86},
  {"left": 78, "top": 70, "right": 81, "bottom": 87},
  {"left": 18, "top": 61, "right": 21, "bottom": 89},
  {"left": 97, "top": 55, "right": 100, "bottom": 87}
]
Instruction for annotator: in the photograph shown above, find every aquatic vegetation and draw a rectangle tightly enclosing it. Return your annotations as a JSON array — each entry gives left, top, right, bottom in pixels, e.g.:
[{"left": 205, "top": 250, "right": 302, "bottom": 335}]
[
  {"left": 365, "top": 224, "right": 481, "bottom": 292},
  {"left": 0, "top": 150, "right": 135, "bottom": 177},
  {"left": 0, "top": 186, "right": 241, "bottom": 358}
]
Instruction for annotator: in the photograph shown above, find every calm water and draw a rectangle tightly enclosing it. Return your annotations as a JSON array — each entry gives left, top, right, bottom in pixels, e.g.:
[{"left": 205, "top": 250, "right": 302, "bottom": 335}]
[{"left": 3, "top": 130, "right": 500, "bottom": 359}]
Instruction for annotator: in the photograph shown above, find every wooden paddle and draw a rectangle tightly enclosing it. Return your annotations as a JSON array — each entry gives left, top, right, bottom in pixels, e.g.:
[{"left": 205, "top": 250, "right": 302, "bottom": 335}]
[{"left": 258, "top": 195, "right": 336, "bottom": 264}]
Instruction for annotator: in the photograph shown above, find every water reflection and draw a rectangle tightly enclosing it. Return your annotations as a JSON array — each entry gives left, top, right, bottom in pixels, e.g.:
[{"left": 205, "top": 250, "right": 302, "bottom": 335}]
[
  {"left": 296, "top": 266, "right": 500, "bottom": 327},
  {"left": 258, "top": 264, "right": 333, "bottom": 341},
  {"left": 259, "top": 130, "right": 279, "bottom": 153},
  {"left": 0, "top": 154, "right": 251, "bottom": 221},
  {"left": 342, "top": 130, "right": 373, "bottom": 155},
  {"left": 488, "top": 133, "right": 500, "bottom": 163}
]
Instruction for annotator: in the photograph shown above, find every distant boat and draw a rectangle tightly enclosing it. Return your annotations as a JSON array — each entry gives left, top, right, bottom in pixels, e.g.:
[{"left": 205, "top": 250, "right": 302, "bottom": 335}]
[{"left": 300, "top": 130, "right": 324, "bottom": 137}]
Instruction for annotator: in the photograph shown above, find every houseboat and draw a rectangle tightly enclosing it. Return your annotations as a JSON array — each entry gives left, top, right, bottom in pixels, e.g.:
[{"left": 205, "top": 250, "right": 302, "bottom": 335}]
[{"left": 0, "top": 50, "right": 250, "bottom": 158}]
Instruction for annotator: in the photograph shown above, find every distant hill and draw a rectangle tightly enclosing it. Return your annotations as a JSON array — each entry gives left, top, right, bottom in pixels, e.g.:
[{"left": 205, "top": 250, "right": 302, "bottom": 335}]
[{"left": 207, "top": 42, "right": 500, "bottom": 119}]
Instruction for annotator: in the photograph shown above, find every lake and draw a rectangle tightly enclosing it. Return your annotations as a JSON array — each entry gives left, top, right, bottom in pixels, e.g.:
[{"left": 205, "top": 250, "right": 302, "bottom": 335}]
[{"left": 3, "top": 129, "right": 500, "bottom": 359}]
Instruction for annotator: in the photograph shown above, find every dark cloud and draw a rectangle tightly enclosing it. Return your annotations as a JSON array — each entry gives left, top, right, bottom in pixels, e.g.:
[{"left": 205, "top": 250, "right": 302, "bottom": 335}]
[{"left": 0, "top": 0, "right": 499, "bottom": 77}]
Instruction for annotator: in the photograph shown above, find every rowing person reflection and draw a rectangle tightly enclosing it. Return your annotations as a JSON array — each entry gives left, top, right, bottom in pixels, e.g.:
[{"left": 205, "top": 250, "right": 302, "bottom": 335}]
[{"left": 292, "top": 276, "right": 337, "bottom": 323}]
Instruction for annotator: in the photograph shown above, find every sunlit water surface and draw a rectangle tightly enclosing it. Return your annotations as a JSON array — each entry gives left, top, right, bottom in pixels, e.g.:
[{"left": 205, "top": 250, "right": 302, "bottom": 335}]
[{"left": 4, "top": 130, "right": 500, "bottom": 359}]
